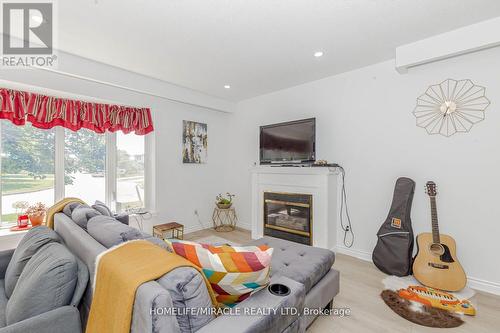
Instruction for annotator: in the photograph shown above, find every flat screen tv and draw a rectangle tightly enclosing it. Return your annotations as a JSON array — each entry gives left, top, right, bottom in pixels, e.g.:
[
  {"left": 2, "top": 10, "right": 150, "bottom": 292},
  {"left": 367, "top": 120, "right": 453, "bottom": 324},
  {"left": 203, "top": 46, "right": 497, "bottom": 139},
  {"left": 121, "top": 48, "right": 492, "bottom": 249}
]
[{"left": 260, "top": 118, "right": 316, "bottom": 164}]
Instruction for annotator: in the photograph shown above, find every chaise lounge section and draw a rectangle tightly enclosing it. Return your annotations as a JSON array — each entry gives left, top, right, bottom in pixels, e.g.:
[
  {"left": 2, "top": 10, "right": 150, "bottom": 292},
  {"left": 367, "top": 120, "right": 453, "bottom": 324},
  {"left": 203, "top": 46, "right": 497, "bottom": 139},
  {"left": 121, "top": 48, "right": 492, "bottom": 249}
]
[{"left": 249, "top": 237, "right": 340, "bottom": 329}]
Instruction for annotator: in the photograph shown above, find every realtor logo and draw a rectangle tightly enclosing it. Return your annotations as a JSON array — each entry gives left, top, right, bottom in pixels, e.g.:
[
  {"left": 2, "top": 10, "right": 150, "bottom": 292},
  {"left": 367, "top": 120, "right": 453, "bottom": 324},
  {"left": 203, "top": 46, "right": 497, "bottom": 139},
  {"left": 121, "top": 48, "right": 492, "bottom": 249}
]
[{"left": 1, "top": 1, "right": 57, "bottom": 67}]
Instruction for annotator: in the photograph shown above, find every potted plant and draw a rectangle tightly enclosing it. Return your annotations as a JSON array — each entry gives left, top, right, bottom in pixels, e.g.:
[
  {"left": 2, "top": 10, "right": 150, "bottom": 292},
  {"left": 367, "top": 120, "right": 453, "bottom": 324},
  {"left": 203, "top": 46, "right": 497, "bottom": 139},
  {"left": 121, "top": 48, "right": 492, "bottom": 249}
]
[
  {"left": 12, "top": 201, "right": 29, "bottom": 228},
  {"left": 26, "top": 202, "right": 47, "bottom": 227},
  {"left": 216, "top": 193, "right": 235, "bottom": 209}
]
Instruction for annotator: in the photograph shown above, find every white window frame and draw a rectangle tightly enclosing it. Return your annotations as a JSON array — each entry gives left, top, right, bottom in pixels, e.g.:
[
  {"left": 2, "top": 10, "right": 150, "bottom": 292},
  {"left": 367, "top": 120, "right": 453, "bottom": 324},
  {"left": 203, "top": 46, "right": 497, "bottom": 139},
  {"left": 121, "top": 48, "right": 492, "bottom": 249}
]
[
  {"left": 107, "top": 131, "right": 155, "bottom": 213},
  {"left": 0, "top": 124, "right": 2, "bottom": 225},
  {"left": 54, "top": 127, "right": 65, "bottom": 201},
  {"left": 104, "top": 132, "right": 117, "bottom": 210},
  {"left": 0, "top": 124, "right": 155, "bottom": 225},
  {"left": 144, "top": 132, "right": 156, "bottom": 213}
]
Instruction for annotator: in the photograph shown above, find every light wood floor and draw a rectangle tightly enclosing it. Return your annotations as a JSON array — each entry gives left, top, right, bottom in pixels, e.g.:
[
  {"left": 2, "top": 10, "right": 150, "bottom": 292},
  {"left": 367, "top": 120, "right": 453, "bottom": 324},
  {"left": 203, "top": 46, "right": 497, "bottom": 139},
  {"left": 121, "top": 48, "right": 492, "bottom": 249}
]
[{"left": 186, "top": 228, "right": 500, "bottom": 333}]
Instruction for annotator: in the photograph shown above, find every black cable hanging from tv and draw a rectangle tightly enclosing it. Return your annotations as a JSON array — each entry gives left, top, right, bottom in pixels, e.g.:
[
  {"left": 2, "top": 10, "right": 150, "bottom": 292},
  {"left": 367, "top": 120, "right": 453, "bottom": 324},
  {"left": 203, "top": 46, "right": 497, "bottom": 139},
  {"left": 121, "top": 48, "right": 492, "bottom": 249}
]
[{"left": 338, "top": 165, "right": 354, "bottom": 248}]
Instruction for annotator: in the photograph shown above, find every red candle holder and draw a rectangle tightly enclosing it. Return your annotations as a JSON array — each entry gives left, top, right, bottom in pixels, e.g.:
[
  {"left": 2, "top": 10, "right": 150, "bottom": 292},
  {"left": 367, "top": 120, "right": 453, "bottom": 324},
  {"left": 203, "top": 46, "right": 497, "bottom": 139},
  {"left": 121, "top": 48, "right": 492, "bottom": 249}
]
[{"left": 17, "top": 214, "right": 29, "bottom": 228}]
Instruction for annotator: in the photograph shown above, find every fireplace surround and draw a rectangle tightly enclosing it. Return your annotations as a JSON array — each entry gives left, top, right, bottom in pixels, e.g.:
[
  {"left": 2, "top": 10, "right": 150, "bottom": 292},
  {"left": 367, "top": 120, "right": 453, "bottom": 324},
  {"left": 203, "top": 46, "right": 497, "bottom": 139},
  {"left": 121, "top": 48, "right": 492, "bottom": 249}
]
[{"left": 251, "top": 166, "right": 338, "bottom": 249}]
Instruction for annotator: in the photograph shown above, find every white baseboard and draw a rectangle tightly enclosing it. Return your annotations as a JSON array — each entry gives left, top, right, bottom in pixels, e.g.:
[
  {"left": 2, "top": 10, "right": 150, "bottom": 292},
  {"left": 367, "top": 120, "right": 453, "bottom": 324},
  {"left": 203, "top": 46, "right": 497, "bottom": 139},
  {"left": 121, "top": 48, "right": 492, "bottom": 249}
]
[
  {"left": 183, "top": 223, "right": 210, "bottom": 234},
  {"left": 334, "top": 245, "right": 500, "bottom": 296},
  {"left": 334, "top": 245, "right": 372, "bottom": 262},
  {"left": 182, "top": 222, "right": 251, "bottom": 234},
  {"left": 467, "top": 276, "right": 500, "bottom": 296}
]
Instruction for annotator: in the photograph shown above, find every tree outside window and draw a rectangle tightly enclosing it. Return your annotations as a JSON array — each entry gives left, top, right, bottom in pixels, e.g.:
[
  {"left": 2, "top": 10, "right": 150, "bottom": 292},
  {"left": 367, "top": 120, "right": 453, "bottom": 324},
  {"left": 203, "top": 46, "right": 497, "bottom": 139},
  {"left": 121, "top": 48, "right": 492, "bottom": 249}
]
[{"left": 1, "top": 122, "right": 55, "bottom": 223}]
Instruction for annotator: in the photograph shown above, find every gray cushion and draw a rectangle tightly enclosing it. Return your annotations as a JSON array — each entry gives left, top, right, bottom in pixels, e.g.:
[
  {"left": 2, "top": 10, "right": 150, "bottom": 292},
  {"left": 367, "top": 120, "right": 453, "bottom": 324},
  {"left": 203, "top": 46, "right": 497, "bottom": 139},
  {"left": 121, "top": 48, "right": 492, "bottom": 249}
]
[
  {"left": 157, "top": 267, "right": 214, "bottom": 332},
  {"left": 114, "top": 213, "right": 130, "bottom": 225},
  {"left": 87, "top": 215, "right": 139, "bottom": 248},
  {"left": 120, "top": 228, "right": 143, "bottom": 241},
  {"left": 62, "top": 202, "right": 82, "bottom": 217},
  {"left": 71, "top": 204, "right": 101, "bottom": 230},
  {"left": 91, "top": 200, "right": 113, "bottom": 217},
  {"left": 3, "top": 226, "right": 60, "bottom": 298},
  {"left": 5, "top": 242, "right": 78, "bottom": 325},
  {"left": 0, "top": 279, "right": 7, "bottom": 327},
  {"left": 248, "top": 236, "right": 335, "bottom": 293}
]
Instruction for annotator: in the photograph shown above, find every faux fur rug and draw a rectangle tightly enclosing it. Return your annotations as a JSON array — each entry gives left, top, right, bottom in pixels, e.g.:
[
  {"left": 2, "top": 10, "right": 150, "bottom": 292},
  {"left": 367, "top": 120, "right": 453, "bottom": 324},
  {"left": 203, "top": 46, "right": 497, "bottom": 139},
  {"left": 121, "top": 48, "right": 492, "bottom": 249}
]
[{"left": 381, "top": 290, "right": 464, "bottom": 328}]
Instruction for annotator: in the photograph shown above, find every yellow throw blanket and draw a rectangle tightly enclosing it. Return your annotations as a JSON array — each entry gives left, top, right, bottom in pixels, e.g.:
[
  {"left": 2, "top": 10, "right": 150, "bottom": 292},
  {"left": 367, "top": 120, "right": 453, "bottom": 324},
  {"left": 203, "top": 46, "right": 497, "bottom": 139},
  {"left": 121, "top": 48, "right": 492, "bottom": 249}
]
[
  {"left": 45, "top": 197, "right": 86, "bottom": 229},
  {"left": 86, "top": 240, "right": 218, "bottom": 333}
]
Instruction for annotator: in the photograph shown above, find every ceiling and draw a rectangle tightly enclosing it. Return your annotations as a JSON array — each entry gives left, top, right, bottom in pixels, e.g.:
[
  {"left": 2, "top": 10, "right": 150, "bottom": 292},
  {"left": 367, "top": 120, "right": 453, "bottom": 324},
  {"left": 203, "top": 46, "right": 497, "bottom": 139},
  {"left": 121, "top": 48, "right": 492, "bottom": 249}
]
[{"left": 58, "top": 0, "right": 500, "bottom": 101}]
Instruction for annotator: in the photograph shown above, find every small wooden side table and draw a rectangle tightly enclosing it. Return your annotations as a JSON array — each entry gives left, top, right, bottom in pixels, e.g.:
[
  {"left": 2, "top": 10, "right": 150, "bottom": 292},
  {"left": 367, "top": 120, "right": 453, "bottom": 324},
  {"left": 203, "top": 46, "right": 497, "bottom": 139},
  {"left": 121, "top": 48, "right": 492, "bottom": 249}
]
[
  {"left": 212, "top": 207, "right": 237, "bottom": 232},
  {"left": 153, "top": 222, "right": 184, "bottom": 240}
]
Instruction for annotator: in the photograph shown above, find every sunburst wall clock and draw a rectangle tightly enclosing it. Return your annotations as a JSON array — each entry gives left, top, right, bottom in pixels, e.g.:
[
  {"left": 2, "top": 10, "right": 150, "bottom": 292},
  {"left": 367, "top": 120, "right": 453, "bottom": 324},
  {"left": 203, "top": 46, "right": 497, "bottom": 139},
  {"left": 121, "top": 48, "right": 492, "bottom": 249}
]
[{"left": 413, "top": 79, "right": 491, "bottom": 137}]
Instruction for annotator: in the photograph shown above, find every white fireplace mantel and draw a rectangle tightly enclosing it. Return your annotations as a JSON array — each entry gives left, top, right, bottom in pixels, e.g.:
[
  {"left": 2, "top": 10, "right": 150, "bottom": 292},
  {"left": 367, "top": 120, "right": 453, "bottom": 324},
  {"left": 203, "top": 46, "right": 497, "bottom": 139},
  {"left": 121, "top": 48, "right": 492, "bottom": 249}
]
[{"left": 251, "top": 166, "right": 339, "bottom": 250}]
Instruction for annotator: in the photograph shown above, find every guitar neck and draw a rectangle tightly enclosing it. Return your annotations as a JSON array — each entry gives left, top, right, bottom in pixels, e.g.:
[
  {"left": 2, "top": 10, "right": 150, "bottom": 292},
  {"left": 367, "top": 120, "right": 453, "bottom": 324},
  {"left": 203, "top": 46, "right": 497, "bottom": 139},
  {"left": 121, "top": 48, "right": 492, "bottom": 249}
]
[{"left": 430, "top": 196, "right": 440, "bottom": 243}]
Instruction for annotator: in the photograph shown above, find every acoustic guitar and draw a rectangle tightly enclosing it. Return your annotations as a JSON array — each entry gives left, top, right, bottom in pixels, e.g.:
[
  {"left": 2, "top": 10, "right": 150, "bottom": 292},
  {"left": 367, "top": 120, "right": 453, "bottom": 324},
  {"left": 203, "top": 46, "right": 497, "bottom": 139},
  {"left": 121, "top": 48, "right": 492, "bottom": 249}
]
[{"left": 412, "top": 181, "right": 467, "bottom": 291}]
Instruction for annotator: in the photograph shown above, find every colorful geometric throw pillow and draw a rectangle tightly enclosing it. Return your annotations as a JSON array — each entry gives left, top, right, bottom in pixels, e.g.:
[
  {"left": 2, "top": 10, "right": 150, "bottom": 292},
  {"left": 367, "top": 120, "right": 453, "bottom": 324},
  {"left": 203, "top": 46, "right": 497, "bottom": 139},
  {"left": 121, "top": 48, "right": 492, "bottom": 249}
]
[{"left": 165, "top": 239, "right": 273, "bottom": 307}]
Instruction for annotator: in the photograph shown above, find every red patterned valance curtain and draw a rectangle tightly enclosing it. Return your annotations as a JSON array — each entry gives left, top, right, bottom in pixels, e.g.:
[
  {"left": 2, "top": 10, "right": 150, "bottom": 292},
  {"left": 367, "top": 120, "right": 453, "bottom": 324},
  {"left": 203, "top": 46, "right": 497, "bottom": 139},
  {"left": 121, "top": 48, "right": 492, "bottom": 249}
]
[{"left": 0, "top": 88, "right": 153, "bottom": 135}]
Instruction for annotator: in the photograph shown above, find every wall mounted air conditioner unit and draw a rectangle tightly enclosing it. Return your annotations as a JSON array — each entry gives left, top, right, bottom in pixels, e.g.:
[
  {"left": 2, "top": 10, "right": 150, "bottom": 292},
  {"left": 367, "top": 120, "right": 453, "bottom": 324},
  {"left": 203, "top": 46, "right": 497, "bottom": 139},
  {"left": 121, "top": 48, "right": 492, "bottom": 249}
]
[{"left": 395, "top": 17, "right": 500, "bottom": 74}]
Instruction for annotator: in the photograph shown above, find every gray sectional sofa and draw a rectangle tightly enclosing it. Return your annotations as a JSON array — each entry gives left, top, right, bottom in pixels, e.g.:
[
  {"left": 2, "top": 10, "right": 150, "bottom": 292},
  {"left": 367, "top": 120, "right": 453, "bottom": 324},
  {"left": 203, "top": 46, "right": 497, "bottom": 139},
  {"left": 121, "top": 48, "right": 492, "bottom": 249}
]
[
  {"left": 0, "top": 227, "right": 88, "bottom": 333},
  {"left": 52, "top": 203, "right": 340, "bottom": 333}
]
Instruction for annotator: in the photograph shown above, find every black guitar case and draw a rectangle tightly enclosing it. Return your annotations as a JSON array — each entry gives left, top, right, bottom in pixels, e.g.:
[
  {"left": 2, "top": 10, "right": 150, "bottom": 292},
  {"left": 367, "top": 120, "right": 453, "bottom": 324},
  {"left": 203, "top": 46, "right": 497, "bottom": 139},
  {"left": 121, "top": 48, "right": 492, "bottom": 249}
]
[{"left": 372, "top": 177, "right": 415, "bottom": 276}]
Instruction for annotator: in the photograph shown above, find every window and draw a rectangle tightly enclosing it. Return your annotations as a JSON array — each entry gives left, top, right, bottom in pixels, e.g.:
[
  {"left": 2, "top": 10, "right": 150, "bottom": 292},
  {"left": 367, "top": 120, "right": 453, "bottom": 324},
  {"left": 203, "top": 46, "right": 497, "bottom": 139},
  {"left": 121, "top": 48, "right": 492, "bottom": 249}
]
[
  {"left": 0, "top": 122, "right": 152, "bottom": 226},
  {"left": 1, "top": 122, "right": 55, "bottom": 224},
  {"left": 64, "top": 129, "right": 106, "bottom": 203},
  {"left": 116, "top": 132, "right": 145, "bottom": 212}
]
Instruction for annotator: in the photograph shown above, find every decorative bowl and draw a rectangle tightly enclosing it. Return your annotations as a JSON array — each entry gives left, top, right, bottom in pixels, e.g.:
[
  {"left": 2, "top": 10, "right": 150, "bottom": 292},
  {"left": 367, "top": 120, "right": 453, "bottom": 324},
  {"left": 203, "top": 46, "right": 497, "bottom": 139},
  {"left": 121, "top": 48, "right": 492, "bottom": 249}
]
[{"left": 216, "top": 203, "right": 232, "bottom": 209}]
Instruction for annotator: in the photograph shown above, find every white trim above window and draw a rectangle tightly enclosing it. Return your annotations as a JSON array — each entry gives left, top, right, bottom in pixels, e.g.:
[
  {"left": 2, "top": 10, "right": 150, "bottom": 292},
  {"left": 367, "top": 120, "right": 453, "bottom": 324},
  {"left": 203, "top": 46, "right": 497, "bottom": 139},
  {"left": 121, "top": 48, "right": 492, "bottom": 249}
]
[
  {"left": 105, "top": 132, "right": 117, "bottom": 211},
  {"left": 55, "top": 127, "right": 65, "bottom": 202}
]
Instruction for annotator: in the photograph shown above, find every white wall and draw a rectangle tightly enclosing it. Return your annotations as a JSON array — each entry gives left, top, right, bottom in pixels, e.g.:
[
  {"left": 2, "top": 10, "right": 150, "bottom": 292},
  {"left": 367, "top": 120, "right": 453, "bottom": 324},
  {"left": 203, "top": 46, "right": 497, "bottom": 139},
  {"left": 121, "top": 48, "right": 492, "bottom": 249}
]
[
  {"left": 231, "top": 46, "right": 500, "bottom": 293},
  {"left": 0, "top": 65, "right": 234, "bottom": 234},
  {"left": 152, "top": 100, "right": 233, "bottom": 233}
]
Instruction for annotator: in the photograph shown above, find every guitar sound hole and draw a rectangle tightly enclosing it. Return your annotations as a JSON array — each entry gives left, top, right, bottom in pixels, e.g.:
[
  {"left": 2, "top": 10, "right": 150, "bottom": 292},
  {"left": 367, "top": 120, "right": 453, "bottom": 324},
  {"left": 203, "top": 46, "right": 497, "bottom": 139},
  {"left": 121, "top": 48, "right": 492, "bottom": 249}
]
[{"left": 430, "top": 243, "right": 445, "bottom": 256}]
